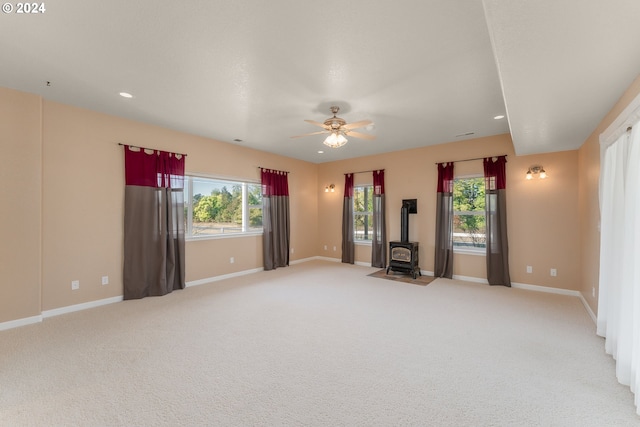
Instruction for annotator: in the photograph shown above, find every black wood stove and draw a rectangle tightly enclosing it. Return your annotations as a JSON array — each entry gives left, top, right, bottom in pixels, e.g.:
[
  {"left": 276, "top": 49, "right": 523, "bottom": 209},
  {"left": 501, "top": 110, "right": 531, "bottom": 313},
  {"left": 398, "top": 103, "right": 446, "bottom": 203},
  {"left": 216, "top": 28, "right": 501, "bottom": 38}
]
[{"left": 386, "top": 200, "right": 421, "bottom": 279}]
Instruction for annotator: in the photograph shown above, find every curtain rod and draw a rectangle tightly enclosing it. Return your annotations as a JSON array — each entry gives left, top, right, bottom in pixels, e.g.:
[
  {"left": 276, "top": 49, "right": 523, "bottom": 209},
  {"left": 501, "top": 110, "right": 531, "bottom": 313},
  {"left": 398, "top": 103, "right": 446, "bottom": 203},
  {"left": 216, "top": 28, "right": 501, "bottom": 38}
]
[
  {"left": 344, "top": 169, "right": 384, "bottom": 175},
  {"left": 118, "top": 143, "right": 187, "bottom": 157},
  {"left": 257, "top": 166, "right": 290, "bottom": 174},
  {"left": 434, "top": 154, "right": 507, "bottom": 165}
]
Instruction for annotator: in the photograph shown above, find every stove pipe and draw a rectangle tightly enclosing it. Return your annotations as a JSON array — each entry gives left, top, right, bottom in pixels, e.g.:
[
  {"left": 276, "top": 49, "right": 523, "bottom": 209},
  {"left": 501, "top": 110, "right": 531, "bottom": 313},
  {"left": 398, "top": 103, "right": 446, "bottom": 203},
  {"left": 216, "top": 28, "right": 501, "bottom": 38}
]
[{"left": 401, "top": 205, "right": 409, "bottom": 242}]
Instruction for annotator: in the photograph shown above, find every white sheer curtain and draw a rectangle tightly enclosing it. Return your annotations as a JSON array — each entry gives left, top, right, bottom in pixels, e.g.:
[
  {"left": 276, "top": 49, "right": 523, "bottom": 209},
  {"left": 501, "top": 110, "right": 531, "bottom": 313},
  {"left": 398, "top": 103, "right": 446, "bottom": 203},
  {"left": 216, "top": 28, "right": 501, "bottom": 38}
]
[{"left": 598, "top": 121, "right": 640, "bottom": 414}]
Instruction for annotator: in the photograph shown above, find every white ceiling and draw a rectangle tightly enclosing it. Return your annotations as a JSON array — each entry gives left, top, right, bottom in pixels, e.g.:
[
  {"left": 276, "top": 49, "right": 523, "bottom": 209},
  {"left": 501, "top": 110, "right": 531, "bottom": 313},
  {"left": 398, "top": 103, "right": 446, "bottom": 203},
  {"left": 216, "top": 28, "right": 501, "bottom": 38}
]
[{"left": 1, "top": 0, "right": 639, "bottom": 163}]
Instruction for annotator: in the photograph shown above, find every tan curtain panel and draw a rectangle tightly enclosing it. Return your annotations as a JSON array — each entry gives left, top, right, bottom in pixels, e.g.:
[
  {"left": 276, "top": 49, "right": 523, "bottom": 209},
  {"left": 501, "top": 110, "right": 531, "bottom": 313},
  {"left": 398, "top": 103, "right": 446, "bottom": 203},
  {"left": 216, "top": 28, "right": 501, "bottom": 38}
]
[
  {"left": 434, "top": 162, "right": 454, "bottom": 278},
  {"left": 483, "top": 156, "right": 511, "bottom": 286},
  {"left": 123, "top": 146, "right": 185, "bottom": 300},
  {"left": 261, "top": 168, "right": 290, "bottom": 271},
  {"left": 371, "top": 170, "right": 387, "bottom": 268},
  {"left": 341, "top": 173, "right": 355, "bottom": 264}
]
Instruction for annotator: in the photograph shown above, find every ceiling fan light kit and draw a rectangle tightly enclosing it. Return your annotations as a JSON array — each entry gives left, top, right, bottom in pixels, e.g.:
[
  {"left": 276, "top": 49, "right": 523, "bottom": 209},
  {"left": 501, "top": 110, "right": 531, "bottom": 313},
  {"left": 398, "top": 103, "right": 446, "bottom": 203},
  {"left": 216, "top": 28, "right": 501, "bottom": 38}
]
[
  {"left": 291, "top": 106, "right": 375, "bottom": 148},
  {"left": 324, "top": 132, "right": 348, "bottom": 148}
]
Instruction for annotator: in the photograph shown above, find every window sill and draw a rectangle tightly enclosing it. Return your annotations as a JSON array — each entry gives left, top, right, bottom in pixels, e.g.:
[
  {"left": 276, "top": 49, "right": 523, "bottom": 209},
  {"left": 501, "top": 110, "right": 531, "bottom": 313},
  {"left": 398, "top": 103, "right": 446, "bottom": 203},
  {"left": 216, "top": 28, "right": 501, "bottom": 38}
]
[
  {"left": 355, "top": 240, "right": 372, "bottom": 246},
  {"left": 186, "top": 231, "right": 263, "bottom": 242},
  {"left": 454, "top": 247, "right": 485, "bottom": 256}
]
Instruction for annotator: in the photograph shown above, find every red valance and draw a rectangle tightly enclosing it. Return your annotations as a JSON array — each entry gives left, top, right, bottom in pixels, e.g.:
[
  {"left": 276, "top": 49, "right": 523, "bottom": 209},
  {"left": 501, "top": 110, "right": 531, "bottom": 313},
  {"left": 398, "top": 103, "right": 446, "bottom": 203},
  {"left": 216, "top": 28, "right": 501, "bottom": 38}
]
[
  {"left": 124, "top": 146, "right": 184, "bottom": 188},
  {"left": 343, "top": 173, "right": 354, "bottom": 198},
  {"left": 436, "top": 162, "right": 454, "bottom": 193},
  {"left": 483, "top": 156, "right": 507, "bottom": 190},
  {"left": 261, "top": 168, "right": 289, "bottom": 197},
  {"left": 373, "top": 170, "right": 385, "bottom": 195}
]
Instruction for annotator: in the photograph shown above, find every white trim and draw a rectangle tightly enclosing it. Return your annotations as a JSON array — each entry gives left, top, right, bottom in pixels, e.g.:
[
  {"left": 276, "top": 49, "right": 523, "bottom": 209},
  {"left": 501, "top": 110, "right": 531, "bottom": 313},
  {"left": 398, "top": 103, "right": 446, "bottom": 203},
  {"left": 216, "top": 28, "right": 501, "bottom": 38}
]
[
  {"left": 187, "top": 171, "right": 260, "bottom": 185},
  {"left": 600, "top": 91, "right": 640, "bottom": 148},
  {"left": 454, "top": 248, "right": 486, "bottom": 257},
  {"left": 186, "top": 256, "right": 350, "bottom": 287},
  {"left": 0, "top": 262, "right": 598, "bottom": 331},
  {"left": 42, "top": 296, "right": 124, "bottom": 318},
  {"left": 578, "top": 292, "right": 597, "bottom": 324},
  {"left": 290, "top": 256, "right": 319, "bottom": 265},
  {"left": 444, "top": 274, "right": 583, "bottom": 297},
  {"left": 453, "top": 274, "right": 489, "bottom": 284},
  {"left": 186, "top": 267, "right": 264, "bottom": 287},
  {"left": 511, "top": 281, "right": 580, "bottom": 297},
  {"left": 311, "top": 256, "right": 369, "bottom": 266},
  {"left": 0, "top": 315, "right": 42, "bottom": 331},
  {"left": 315, "top": 256, "right": 341, "bottom": 263},
  {"left": 449, "top": 277, "right": 595, "bottom": 321},
  {"left": 186, "top": 231, "right": 263, "bottom": 242}
]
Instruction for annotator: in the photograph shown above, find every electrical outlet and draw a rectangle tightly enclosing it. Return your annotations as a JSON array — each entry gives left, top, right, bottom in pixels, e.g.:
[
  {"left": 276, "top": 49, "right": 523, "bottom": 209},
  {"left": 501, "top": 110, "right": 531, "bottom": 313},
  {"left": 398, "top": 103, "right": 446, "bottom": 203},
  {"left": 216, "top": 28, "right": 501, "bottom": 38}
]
[
  {"left": 71, "top": 280, "right": 79, "bottom": 290},
  {"left": 290, "top": 247, "right": 294, "bottom": 254},
  {"left": 333, "top": 246, "right": 337, "bottom": 251},
  {"left": 324, "top": 245, "right": 327, "bottom": 250},
  {"left": 550, "top": 268, "right": 557, "bottom": 277},
  {"left": 101, "top": 276, "right": 109, "bottom": 285},
  {"left": 592, "top": 286, "right": 596, "bottom": 298},
  {"left": 526, "top": 266, "right": 532, "bottom": 274},
  {"left": 230, "top": 257, "right": 235, "bottom": 264}
]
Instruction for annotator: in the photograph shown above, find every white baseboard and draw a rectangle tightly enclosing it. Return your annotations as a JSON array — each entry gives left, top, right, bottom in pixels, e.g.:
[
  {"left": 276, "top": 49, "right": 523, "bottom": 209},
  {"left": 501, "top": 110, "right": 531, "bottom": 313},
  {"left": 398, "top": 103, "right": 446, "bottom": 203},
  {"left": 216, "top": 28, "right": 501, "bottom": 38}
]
[
  {"left": 511, "top": 281, "right": 581, "bottom": 297},
  {"left": 314, "top": 256, "right": 341, "bottom": 263},
  {"left": 186, "top": 256, "right": 348, "bottom": 287},
  {"left": 453, "top": 274, "right": 489, "bottom": 284},
  {"left": 290, "top": 256, "right": 320, "bottom": 265},
  {"left": 186, "top": 267, "right": 264, "bottom": 287},
  {"left": 3, "top": 259, "right": 598, "bottom": 331},
  {"left": 441, "top": 273, "right": 581, "bottom": 298},
  {"left": 42, "top": 296, "right": 124, "bottom": 319},
  {"left": 0, "top": 315, "right": 42, "bottom": 331},
  {"left": 444, "top": 276, "right": 594, "bottom": 321},
  {"left": 514, "top": 282, "right": 596, "bottom": 324},
  {"left": 578, "top": 292, "right": 597, "bottom": 324}
]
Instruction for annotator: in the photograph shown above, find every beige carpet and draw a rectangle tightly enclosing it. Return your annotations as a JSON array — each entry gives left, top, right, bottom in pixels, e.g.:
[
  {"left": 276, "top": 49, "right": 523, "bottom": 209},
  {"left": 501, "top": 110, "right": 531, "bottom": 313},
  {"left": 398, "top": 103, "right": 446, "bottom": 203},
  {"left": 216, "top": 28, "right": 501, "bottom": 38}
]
[
  {"left": 1, "top": 260, "right": 638, "bottom": 426},
  {"left": 368, "top": 269, "right": 436, "bottom": 286}
]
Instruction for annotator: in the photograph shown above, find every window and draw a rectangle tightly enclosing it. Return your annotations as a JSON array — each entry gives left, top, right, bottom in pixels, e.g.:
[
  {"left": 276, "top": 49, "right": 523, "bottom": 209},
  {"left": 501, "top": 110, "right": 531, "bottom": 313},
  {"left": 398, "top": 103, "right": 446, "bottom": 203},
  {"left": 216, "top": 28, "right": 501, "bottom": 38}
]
[
  {"left": 354, "top": 185, "right": 373, "bottom": 242},
  {"left": 453, "top": 176, "right": 486, "bottom": 251},
  {"left": 184, "top": 176, "right": 262, "bottom": 238}
]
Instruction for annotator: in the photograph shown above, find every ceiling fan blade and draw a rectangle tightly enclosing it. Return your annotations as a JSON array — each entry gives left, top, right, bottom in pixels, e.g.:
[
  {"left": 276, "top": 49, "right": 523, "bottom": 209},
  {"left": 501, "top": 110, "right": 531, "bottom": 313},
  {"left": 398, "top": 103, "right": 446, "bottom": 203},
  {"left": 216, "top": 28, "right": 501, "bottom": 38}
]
[
  {"left": 342, "top": 120, "right": 373, "bottom": 130},
  {"left": 345, "top": 130, "right": 376, "bottom": 140},
  {"left": 290, "top": 130, "right": 330, "bottom": 139},
  {"left": 304, "top": 119, "right": 330, "bottom": 130}
]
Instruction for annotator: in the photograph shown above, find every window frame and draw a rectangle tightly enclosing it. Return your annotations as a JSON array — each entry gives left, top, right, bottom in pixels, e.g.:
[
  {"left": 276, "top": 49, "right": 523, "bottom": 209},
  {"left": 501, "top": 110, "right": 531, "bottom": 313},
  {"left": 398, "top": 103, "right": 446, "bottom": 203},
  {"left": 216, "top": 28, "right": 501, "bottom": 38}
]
[
  {"left": 353, "top": 184, "right": 373, "bottom": 245},
  {"left": 453, "top": 174, "right": 486, "bottom": 255},
  {"left": 184, "top": 174, "right": 263, "bottom": 241}
]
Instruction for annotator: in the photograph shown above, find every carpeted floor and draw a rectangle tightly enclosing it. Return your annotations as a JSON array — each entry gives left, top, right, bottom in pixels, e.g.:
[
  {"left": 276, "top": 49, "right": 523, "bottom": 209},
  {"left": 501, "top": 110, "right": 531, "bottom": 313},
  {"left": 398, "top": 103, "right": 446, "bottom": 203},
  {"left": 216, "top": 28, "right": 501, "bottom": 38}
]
[
  {"left": 367, "top": 269, "right": 436, "bottom": 286},
  {"left": 1, "top": 260, "right": 638, "bottom": 426}
]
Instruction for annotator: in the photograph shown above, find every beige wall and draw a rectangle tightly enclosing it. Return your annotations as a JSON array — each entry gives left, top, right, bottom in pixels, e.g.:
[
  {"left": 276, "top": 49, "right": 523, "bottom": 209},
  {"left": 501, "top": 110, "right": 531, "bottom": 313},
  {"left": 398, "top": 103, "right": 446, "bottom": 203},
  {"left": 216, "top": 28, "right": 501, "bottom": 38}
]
[
  {"left": 0, "top": 88, "right": 42, "bottom": 323},
  {"left": 1, "top": 87, "right": 317, "bottom": 320},
  {"left": 579, "top": 74, "right": 640, "bottom": 314},
  {"left": 4, "top": 72, "right": 640, "bottom": 325},
  {"left": 318, "top": 134, "right": 581, "bottom": 289},
  {"left": 41, "top": 100, "right": 318, "bottom": 310}
]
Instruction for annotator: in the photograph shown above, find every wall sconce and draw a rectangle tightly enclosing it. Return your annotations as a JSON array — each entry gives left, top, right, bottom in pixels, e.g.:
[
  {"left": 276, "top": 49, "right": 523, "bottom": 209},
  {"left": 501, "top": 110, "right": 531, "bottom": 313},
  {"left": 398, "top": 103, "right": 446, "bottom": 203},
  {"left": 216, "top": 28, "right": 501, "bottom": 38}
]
[
  {"left": 325, "top": 184, "right": 335, "bottom": 193},
  {"left": 526, "top": 165, "right": 547, "bottom": 180}
]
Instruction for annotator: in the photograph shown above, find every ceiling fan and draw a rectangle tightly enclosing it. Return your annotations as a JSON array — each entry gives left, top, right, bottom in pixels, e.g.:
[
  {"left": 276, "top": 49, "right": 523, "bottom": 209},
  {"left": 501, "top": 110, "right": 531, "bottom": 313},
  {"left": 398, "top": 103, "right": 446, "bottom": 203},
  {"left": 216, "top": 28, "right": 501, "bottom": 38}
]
[{"left": 291, "top": 106, "right": 375, "bottom": 148}]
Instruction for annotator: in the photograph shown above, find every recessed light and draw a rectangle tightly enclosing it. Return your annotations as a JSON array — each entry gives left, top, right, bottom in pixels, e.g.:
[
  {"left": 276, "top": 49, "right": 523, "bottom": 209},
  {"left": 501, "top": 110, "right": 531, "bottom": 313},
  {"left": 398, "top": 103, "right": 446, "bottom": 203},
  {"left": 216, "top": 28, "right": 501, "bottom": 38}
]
[
  {"left": 494, "top": 115, "right": 505, "bottom": 120},
  {"left": 317, "top": 150, "right": 324, "bottom": 154},
  {"left": 119, "top": 92, "right": 133, "bottom": 98}
]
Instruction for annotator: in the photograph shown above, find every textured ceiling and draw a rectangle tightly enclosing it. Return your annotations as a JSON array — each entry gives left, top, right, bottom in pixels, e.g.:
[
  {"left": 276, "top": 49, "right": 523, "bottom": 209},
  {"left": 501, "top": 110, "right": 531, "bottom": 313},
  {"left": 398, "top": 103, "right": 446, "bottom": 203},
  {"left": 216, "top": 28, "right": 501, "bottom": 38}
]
[{"left": 1, "top": 0, "right": 639, "bottom": 163}]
